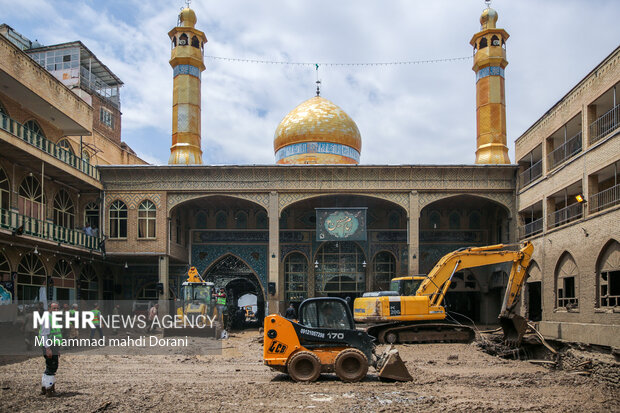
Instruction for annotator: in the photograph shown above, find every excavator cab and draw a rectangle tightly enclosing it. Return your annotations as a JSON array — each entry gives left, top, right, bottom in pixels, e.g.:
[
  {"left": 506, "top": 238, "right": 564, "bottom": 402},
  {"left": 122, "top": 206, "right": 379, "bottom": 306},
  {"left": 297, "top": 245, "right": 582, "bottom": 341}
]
[{"left": 390, "top": 276, "right": 425, "bottom": 296}]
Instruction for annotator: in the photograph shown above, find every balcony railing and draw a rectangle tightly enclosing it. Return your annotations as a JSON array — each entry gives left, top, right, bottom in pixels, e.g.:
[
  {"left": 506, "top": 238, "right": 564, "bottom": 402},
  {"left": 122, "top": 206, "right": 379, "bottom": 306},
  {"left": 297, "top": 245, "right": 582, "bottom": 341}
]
[
  {"left": 547, "top": 132, "right": 582, "bottom": 171},
  {"left": 0, "top": 113, "right": 99, "bottom": 180},
  {"left": 0, "top": 208, "right": 100, "bottom": 251},
  {"left": 589, "top": 183, "right": 620, "bottom": 214},
  {"left": 548, "top": 202, "right": 583, "bottom": 229},
  {"left": 589, "top": 104, "right": 619, "bottom": 145},
  {"left": 518, "top": 217, "right": 543, "bottom": 239},
  {"left": 519, "top": 160, "right": 543, "bottom": 187}
]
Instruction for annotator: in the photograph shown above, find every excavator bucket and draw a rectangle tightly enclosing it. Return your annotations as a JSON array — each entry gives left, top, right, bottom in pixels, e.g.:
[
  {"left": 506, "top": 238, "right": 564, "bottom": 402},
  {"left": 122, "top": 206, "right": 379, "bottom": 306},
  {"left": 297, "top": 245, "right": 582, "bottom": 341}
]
[
  {"left": 500, "top": 314, "right": 528, "bottom": 347},
  {"left": 375, "top": 346, "right": 413, "bottom": 382}
]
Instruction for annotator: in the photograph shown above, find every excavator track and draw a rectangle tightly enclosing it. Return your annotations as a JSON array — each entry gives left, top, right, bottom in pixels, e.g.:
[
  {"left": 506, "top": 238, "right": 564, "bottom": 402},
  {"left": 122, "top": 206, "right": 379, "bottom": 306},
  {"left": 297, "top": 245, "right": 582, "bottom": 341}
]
[{"left": 365, "top": 322, "right": 475, "bottom": 344}]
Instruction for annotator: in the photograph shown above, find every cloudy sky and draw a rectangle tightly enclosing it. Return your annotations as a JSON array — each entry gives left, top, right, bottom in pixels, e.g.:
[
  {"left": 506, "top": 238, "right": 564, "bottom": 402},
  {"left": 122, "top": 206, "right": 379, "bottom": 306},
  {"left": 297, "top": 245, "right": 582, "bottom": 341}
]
[{"left": 2, "top": 0, "right": 619, "bottom": 165}]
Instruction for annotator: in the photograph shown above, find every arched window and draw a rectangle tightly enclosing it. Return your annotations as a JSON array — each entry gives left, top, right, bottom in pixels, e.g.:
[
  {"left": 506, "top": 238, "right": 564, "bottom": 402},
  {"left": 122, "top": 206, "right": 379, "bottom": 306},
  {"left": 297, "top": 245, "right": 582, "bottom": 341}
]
[
  {"left": 479, "top": 37, "right": 488, "bottom": 49},
  {"left": 315, "top": 242, "right": 366, "bottom": 296},
  {"left": 138, "top": 200, "right": 156, "bottom": 238},
  {"left": 191, "top": 35, "right": 200, "bottom": 48},
  {"left": 215, "top": 210, "right": 227, "bottom": 229},
  {"left": 256, "top": 211, "right": 268, "bottom": 229},
  {"left": 23, "top": 120, "right": 45, "bottom": 138},
  {"left": 555, "top": 252, "right": 579, "bottom": 309},
  {"left": 179, "top": 33, "right": 188, "bottom": 46},
  {"left": 284, "top": 252, "right": 308, "bottom": 303},
  {"left": 0, "top": 167, "right": 9, "bottom": 210},
  {"left": 469, "top": 211, "right": 481, "bottom": 229},
  {"left": 53, "top": 189, "right": 75, "bottom": 228},
  {"left": 0, "top": 252, "right": 11, "bottom": 295},
  {"left": 429, "top": 211, "right": 441, "bottom": 229},
  {"left": 172, "top": 36, "right": 177, "bottom": 47},
  {"left": 82, "top": 150, "right": 90, "bottom": 164},
  {"left": 79, "top": 264, "right": 98, "bottom": 301},
  {"left": 57, "top": 139, "right": 74, "bottom": 154},
  {"left": 52, "top": 259, "right": 75, "bottom": 291},
  {"left": 17, "top": 253, "right": 46, "bottom": 302},
  {"left": 195, "top": 211, "right": 207, "bottom": 229},
  {"left": 449, "top": 211, "right": 461, "bottom": 230},
  {"left": 491, "top": 35, "right": 500, "bottom": 46},
  {"left": 597, "top": 240, "right": 620, "bottom": 308},
  {"left": 18, "top": 176, "right": 44, "bottom": 219},
  {"left": 109, "top": 200, "right": 127, "bottom": 238},
  {"left": 388, "top": 211, "right": 400, "bottom": 229},
  {"left": 85, "top": 201, "right": 99, "bottom": 230},
  {"left": 373, "top": 251, "right": 396, "bottom": 291},
  {"left": 235, "top": 211, "right": 247, "bottom": 229}
]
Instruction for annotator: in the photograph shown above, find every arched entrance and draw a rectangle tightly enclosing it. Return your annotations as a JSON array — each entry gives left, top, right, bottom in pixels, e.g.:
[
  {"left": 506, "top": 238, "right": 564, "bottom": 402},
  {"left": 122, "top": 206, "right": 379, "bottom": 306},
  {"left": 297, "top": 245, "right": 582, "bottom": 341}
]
[
  {"left": 204, "top": 254, "right": 265, "bottom": 326},
  {"left": 315, "top": 242, "right": 366, "bottom": 301}
]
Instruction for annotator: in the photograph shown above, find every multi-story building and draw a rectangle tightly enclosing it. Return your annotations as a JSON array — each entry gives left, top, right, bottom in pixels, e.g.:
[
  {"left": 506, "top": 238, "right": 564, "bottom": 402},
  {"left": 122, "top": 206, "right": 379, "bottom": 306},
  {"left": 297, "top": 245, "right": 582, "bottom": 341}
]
[
  {"left": 0, "top": 25, "right": 143, "bottom": 316},
  {"left": 516, "top": 46, "right": 619, "bottom": 347}
]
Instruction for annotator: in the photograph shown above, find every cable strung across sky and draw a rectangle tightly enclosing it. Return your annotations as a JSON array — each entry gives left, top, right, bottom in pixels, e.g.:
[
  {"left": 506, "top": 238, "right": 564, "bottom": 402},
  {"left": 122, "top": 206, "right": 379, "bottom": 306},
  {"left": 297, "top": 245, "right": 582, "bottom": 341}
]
[{"left": 204, "top": 55, "right": 473, "bottom": 67}]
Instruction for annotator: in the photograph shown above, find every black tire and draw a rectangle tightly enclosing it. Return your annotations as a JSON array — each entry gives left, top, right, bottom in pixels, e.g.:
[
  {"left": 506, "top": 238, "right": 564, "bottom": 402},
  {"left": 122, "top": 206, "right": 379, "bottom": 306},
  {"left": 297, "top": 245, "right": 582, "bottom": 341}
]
[
  {"left": 287, "top": 351, "right": 321, "bottom": 383},
  {"left": 334, "top": 348, "right": 368, "bottom": 383},
  {"left": 385, "top": 332, "right": 398, "bottom": 344}
]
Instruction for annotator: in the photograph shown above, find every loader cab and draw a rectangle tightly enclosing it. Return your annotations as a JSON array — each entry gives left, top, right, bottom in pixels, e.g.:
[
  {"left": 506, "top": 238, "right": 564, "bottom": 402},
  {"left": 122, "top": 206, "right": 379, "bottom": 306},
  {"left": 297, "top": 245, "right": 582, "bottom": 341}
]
[
  {"left": 181, "top": 281, "right": 214, "bottom": 305},
  {"left": 390, "top": 276, "right": 425, "bottom": 296},
  {"left": 298, "top": 297, "right": 355, "bottom": 330}
]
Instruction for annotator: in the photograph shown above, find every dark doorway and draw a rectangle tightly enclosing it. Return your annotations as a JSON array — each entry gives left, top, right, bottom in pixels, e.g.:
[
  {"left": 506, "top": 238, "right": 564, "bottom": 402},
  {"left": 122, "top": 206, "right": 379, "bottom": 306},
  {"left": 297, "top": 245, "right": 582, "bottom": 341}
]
[
  {"left": 527, "top": 281, "right": 542, "bottom": 321},
  {"left": 444, "top": 291, "right": 481, "bottom": 323}
]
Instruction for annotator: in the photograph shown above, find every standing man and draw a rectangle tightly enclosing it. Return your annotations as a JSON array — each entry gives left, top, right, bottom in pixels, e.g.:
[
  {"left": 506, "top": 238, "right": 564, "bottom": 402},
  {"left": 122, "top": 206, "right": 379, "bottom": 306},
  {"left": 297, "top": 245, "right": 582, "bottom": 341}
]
[
  {"left": 148, "top": 303, "right": 159, "bottom": 332},
  {"left": 90, "top": 303, "right": 103, "bottom": 339},
  {"left": 216, "top": 288, "right": 227, "bottom": 326},
  {"left": 39, "top": 301, "right": 62, "bottom": 397},
  {"left": 284, "top": 303, "right": 297, "bottom": 319}
]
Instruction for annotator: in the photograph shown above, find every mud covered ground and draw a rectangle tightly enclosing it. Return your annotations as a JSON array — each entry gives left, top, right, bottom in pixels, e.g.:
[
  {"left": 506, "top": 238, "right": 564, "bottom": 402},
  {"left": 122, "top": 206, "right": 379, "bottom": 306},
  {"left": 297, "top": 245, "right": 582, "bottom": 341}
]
[{"left": 0, "top": 329, "right": 618, "bottom": 413}]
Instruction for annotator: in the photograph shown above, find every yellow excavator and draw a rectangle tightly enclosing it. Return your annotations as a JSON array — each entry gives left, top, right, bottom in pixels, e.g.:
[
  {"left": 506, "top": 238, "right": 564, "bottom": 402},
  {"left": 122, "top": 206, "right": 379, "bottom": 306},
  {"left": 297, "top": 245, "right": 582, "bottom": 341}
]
[
  {"left": 354, "top": 241, "right": 534, "bottom": 346},
  {"left": 163, "top": 266, "right": 218, "bottom": 337}
]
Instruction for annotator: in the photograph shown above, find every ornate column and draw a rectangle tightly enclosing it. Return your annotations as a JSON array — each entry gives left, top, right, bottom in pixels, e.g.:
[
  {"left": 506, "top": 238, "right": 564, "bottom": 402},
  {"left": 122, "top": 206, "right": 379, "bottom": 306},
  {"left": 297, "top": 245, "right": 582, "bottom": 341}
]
[
  {"left": 268, "top": 191, "right": 280, "bottom": 314},
  {"left": 408, "top": 191, "right": 420, "bottom": 275}
]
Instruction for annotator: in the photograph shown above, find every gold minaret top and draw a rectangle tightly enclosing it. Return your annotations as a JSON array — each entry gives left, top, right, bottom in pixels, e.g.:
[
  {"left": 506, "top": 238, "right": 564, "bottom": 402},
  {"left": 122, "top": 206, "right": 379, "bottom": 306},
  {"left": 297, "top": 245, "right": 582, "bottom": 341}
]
[
  {"left": 168, "top": 6, "right": 207, "bottom": 165},
  {"left": 470, "top": 4, "right": 511, "bottom": 164}
]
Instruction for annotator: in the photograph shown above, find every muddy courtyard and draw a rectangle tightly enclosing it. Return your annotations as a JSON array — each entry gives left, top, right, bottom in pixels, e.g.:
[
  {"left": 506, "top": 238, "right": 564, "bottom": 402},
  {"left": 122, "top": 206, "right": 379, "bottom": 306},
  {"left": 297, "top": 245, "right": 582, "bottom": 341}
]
[{"left": 0, "top": 329, "right": 618, "bottom": 413}]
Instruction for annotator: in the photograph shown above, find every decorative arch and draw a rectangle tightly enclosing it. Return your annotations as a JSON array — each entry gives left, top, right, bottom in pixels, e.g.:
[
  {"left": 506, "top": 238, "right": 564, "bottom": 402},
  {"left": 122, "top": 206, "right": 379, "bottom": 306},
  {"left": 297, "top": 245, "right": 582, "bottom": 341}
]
[
  {"left": 53, "top": 189, "right": 75, "bottom": 228},
  {"left": 419, "top": 192, "right": 513, "bottom": 216},
  {"left": 202, "top": 253, "right": 266, "bottom": 298},
  {"left": 179, "top": 33, "right": 188, "bottom": 46},
  {"left": 283, "top": 252, "right": 308, "bottom": 303},
  {"left": 555, "top": 252, "right": 579, "bottom": 309},
  {"left": 57, "top": 138, "right": 75, "bottom": 154},
  {"left": 167, "top": 193, "right": 269, "bottom": 215},
  {"left": 23, "top": 119, "right": 45, "bottom": 138},
  {"left": 235, "top": 210, "right": 248, "bottom": 229},
  {"left": 195, "top": 211, "right": 207, "bottom": 229},
  {"left": 372, "top": 250, "right": 396, "bottom": 291},
  {"left": 255, "top": 211, "right": 268, "bottom": 229},
  {"left": 79, "top": 264, "right": 99, "bottom": 301},
  {"left": 0, "top": 251, "right": 11, "bottom": 275},
  {"left": 18, "top": 252, "right": 46, "bottom": 286},
  {"left": 18, "top": 175, "right": 45, "bottom": 218},
  {"left": 526, "top": 260, "right": 542, "bottom": 282},
  {"left": 191, "top": 35, "right": 200, "bottom": 48},
  {"left": 215, "top": 210, "right": 227, "bottom": 229},
  {"left": 449, "top": 211, "right": 461, "bottom": 229},
  {"left": 52, "top": 259, "right": 75, "bottom": 290},
  {"left": 596, "top": 239, "right": 620, "bottom": 308},
  {"left": 479, "top": 37, "right": 488, "bottom": 49},
  {"left": 278, "top": 192, "right": 409, "bottom": 216}
]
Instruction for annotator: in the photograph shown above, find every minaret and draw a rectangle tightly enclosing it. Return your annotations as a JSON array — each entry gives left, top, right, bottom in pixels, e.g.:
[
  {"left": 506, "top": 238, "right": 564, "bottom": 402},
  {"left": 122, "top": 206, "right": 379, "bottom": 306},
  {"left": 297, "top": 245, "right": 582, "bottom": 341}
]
[
  {"left": 168, "top": 6, "right": 207, "bottom": 164},
  {"left": 470, "top": 3, "right": 510, "bottom": 164}
]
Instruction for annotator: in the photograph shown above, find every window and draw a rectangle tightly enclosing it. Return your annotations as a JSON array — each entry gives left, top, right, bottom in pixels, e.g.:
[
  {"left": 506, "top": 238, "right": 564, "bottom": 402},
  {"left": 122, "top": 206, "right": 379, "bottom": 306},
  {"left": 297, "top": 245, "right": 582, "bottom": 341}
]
[
  {"left": 82, "top": 150, "right": 90, "bottom": 164},
  {"left": 285, "top": 253, "right": 308, "bottom": 303},
  {"left": 373, "top": 251, "right": 396, "bottom": 291},
  {"left": 57, "top": 139, "right": 74, "bottom": 154},
  {"left": 138, "top": 200, "right": 156, "bottom": 238},
  {"left": 79, "top": 264, "right": 98, "bottom": 301},
  {"left": 0, "top": 100, "right": 7, "bottom": 116},
  {"left": 479, "top": 37, "right": 488, "bottom": 49},
  {"left": 256, "top": 211, "right": 268, "bottom": 229},
  {"left": 195, "top": 211, "right": 207, "bottom": 229},
  {"left": 18, "top": 176, "right": 44, "bottom": 219},
  {"left": 23, "top": 120, "right": 45, "bottom": 138},
  {"left": 315, "top": 242, "right": 366, "bottom": 296},
  {"left": 109, "top": 200, "right": 127, "bottom": 238},
  {"left": 429, "top": 211, "right": 440, "bottom": 229},
  {"left": 215, "top": 211, "right": 227, "bottom": 229},
  {"left": 17, "top": 253, "right": 46, "bottom": 302},
  {"left": 53, "top": 189, "right": 75, "bottom": 228},
  {"left": 491, "top": 35, "right": 500, "bottom": 46},
  {"left": 52, "top": 259, "right": 75, "bottom": 290},
  {"left": 598, "top": 240, "right": 620, "bottom": 307},
  {"left": 300, "top": 300, "right": 352, "bottom": 330},
  {"left": 29, "top": 48, "right": 79, "bottom": 70},
  {"left": 99, "top": 107, "right": 115, "bottom": 129},
  {"left": 555, "top": 252, "right": 579, "bottom": 309},
  {"left": 191, "top": 35, "right": 200, "bottom": 48},
  {"left": 0, "top": 168, "right": 9, "bottom": 210},
  {"left": 235, "top": 211, "right": 247, "bottom": 229},
  {"left": 85, "top": 202, "right": 100, "bottom": 229},
  {"left": 179, "top": 33, "right": 188, "bottom": 46}
]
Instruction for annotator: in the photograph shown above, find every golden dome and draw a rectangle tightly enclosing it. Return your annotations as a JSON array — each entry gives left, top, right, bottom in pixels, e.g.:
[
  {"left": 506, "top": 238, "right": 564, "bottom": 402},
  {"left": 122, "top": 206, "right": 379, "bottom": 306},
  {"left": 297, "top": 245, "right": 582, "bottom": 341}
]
[
  {"left": 179, "top": 7, "right": 197, "bottom": 28},
  {"left": 274, "top": 96, "right": 362, "bottom": 164},
  {"left": 480, "top": 7, "right": 498, "bottom": 30}
]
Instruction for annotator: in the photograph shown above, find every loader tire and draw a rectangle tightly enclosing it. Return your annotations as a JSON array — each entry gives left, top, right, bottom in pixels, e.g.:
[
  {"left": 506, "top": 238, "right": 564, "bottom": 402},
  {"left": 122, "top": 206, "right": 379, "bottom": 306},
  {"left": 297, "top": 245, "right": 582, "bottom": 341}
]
[
  {"left": 334, "top": 348, "right": 368, "bottom": 383},
  {"left": 287, "top": 351, "right": 321, "bottom": 383}
]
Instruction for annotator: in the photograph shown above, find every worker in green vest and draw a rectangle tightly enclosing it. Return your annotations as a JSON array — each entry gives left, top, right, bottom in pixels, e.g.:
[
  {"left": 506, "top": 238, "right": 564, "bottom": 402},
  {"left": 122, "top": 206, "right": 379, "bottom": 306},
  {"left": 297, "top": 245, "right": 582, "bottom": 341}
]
[
  {"left": 216, "top": 288, "right": 227, "bottom": 326},
  {"left": 39, "top": 301, "right": 62, "bottom": 397},
  {"left": 90, "top": 303, "right": 103, "bottom": 339}
]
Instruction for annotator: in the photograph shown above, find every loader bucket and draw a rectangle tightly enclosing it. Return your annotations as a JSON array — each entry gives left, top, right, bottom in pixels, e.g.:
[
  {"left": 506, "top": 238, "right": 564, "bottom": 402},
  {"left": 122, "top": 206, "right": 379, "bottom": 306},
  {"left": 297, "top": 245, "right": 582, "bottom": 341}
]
[
  {"left": 500, "top": 314, "right": 528, "bottom": 347},
  {"left": 375, "top": 346, "right": 413, "bottom": 382}
]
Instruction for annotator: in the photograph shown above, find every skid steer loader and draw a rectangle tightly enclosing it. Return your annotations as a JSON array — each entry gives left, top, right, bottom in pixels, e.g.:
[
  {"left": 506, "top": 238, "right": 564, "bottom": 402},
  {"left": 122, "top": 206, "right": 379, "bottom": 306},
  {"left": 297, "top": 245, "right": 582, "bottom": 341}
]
[{"left": 263, "top": 297, "right": 412, "bottom": 383}]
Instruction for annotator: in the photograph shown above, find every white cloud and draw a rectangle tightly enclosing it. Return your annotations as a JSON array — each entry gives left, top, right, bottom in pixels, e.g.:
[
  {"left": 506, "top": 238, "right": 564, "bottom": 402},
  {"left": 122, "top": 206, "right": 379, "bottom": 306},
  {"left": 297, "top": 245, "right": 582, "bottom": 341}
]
[{"left": 1, "top": 0, "right": 618, "bottom": 165}]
